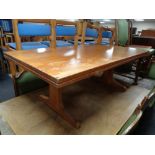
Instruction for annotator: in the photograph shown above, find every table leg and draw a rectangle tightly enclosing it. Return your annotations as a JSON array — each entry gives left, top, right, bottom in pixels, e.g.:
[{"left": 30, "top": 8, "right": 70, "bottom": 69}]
[
  {"left": 9, "top": 61, "right": 19, "bottom": 96},
  {"left": 47, "top": 85, "right": 80, "bottom": 128},
  {"left": 134, "top": 59, "right": 141, "bottom": 85},
  {"left": 101, "top": 70, "right": 127, "bottom": 92}
]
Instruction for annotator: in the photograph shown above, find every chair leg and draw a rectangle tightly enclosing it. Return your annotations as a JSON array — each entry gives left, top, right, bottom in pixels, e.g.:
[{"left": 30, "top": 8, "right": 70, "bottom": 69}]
[
  {"left": 12, "top": 76, "right": 19, "bottom": 96},
  {"left": 6, "top": 59, "right": 10, "bottom": 73},
  {"left": 0, "top": 59, "right": 6, "bottom": 77},
  {"left": 0, "top": 38, "right": 3, "bottom": 48},
  {"left": 0, "top": 59, "right": 1, "bottom": 71},
  {"left": 2, "top": 60, "right": 6, "bottom": 77}
]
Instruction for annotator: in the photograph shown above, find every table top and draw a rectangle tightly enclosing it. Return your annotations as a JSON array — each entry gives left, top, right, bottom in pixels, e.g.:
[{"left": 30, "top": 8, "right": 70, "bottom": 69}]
[{"left": 5, "top": 45, "right": 150, "bottom": 87}]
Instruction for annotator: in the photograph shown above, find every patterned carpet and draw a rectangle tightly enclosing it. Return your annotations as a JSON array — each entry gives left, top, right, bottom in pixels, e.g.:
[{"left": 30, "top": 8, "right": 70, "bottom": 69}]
[{"left": 0, "top": 71, "right": 15, "bottom": 103}]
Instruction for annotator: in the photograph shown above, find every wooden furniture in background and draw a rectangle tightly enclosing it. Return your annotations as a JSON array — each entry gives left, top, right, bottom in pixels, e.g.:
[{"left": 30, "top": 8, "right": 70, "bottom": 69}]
[
  {"left": 81, "top": 21, "right": 115, "bottom": 46},
  {"left": 0, "top": 28, "right": 6, "bottom": 76},
  {"left": 141, "top": 29, "right": 155, "bottom": 38},
  {"left": 7, "top": 19, "right": 82, "bottom": 96},
  {"left": 11, "top": 19, "right": 81, "bottom": 49},
  {"left": 0, "top": 20, "right": 13, "bottom": 48},
  {"left": 81, "top": 21, "right": 100, "bottom": 44},
  {"left": 132, "top": 29, "right": 155, "bottom": 78},
  {"left": 115, "top": 19, "right": 154, "bottom": 84},
  {"left": 5, "top": 45, "right": 150, "bottom": 128},
  {"left": 7, "top": 19, "right": 52, "bottom": 96},
  {"left": 51, "top": 20, "right": 81, "bottom": 47},
  {"left": 5, "top": 32, "right": 14, "bottom": 44},
  {"left": 100, "top": 26, "right": 115, "bottom": 45},
  {"left": 0, "top": 48, "right": 6, "bottom": 77},
  {"left": 12, "top": 19, "right": 52, "bottom": 50},
  {"left": 0, "top": 27, "right": 6, "bottom": 48},
  {"left": 132, "top": 29, "right": 155, "bottom": 49}
]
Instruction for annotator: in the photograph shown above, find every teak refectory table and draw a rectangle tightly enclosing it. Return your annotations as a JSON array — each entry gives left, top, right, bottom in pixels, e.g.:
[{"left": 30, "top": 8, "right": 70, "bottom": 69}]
[{"left": 4, "top": 45, "right": 150, "bottom": 128}]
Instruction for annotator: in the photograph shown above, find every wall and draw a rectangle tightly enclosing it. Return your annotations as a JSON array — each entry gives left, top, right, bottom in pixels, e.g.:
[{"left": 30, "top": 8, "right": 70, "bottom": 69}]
[
  {"left": 104, "top": 23, "right": 115, "bottom": 28},
  {"left": 101, "top": 22, "right": 115, "bottom": 28}
]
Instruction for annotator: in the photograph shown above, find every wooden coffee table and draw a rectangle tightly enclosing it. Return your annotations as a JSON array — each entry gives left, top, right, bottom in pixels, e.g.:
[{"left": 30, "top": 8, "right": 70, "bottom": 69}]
[{"left": 4, "top": 45, "right": 150, "bottom": 128}]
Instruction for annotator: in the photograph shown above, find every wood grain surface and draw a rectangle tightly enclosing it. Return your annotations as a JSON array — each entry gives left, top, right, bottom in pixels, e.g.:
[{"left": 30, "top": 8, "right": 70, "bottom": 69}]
[{"left": 5, "top": 45, "right": 150, "bottom": 87}]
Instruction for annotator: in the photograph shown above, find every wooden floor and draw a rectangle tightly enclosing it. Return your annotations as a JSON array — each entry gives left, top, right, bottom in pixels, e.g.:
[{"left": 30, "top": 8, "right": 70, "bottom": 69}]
[{"left": 0, "top": 79, "right": 150, "bottom": 135}]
